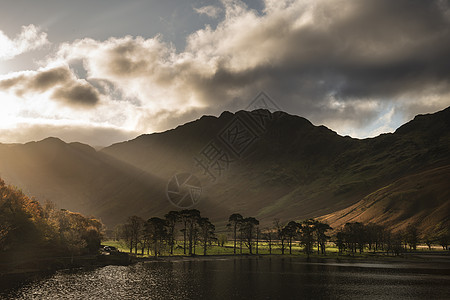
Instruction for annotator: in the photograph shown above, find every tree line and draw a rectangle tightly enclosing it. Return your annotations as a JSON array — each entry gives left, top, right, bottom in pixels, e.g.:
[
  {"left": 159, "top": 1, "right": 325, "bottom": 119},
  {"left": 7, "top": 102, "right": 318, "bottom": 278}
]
[
  {"left": 116, "top": 209, "right": 449, "bottom": 257},
  {"left": 116, "top": 211, "right": 336, "bottom": 257},
  {"left": 116, "top": 209, "right": 215, "bottom": 257},
  {"left": 336, "top": 222, "right": 449, "bottom": 255},
  {"left": 0, "top": 178, "right": 103, "bottom": 264}
]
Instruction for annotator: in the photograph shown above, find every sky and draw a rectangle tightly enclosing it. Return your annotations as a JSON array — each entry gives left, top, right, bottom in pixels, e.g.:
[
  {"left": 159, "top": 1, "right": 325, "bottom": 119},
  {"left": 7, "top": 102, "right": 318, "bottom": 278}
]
[{"left": 0, "top": 0, "right": 449, "bottom": 147}]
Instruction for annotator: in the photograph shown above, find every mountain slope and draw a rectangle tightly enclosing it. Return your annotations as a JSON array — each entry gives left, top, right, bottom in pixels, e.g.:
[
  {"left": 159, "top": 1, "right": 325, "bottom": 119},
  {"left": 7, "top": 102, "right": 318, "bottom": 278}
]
[
  {"left": 0, "top": 107, "right": 449, "bottom": 231},
  {"left": 102, "top": 107, "right": 450, "bottom": 230},
  {"left": 320, "top": 165, "right": 450, "bottom": 235},
  {"left": 0, "top": 138, "right": 170, "bottom": 227}
]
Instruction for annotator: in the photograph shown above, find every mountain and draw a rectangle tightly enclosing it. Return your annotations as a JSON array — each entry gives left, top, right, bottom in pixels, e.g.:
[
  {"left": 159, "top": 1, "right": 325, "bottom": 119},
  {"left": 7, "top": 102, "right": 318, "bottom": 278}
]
[
  {"left": 0, "top": 107, "right": 449, "bottom": 231},
  {"left": 102, "top": 107, "right": 450, "bottom": 231},
  {"left": 0, "top": 137, "right": 169, "bottom": 227}
]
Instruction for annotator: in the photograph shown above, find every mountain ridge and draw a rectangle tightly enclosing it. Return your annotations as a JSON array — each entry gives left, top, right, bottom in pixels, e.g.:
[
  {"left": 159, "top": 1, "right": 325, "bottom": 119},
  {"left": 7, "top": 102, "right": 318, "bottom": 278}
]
[{"left": 0, "top": 107, "right": 448, "bottom": 232}]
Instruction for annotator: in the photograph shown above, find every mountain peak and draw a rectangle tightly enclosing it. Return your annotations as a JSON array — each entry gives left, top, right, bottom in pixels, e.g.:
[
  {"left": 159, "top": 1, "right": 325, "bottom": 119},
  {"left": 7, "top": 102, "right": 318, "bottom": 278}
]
[
  {"left": 395, "top": 106, "right": 450, "bottom": 136},
  {"left": 25, "top": 137, "right": 66, "bottom": 146}
]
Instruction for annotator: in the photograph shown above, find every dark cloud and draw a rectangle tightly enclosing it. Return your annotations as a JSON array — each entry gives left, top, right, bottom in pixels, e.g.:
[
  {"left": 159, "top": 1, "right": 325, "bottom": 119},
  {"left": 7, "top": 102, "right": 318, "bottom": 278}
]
[
  {"left": 52, "top": 81, "right": 100, "bottom": 106},
  {"left": 189, "top": 0, "right": 450, "bottom": 129},
  {"left": 0, "top": 65, "right": 99, "bottom": 107},
  {"left": 53, "top": 0, "right": 450, "bottom": 136},
  {"left": 32, "top": 67, "right": 71, "bottom": 91}
]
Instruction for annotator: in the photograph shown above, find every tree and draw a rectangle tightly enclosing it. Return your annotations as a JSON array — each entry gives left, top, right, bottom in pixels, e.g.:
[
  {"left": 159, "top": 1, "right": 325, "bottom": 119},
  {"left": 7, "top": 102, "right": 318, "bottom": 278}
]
[
  {"left": 262, "top": 227, "right": 274, "bottom": 254},
  {"left": 0, "top": 177, "right": 104, "bottom": 262},
  {"left": 437, "top": 232, "right": 449, "bottom": 250},
  {"left": 424, "top": 236, "right": 434, "bottom": 251},
  {"left": 241, "top": 217, "right": 259, "bottom": 254},
  {"left": 299, "top": 219, "right": 316, "bottom": 257},
  {"left": 62, "top": 229, "right": 87, "bottom": 264},
  {"left": 178, "top": 209, "right": 201, "bottom": 255},
  {"left": 199, "top": 217, "right": 215, "bottom": 255},
  {"left": 218, "top": 234, "right": 228, "bottom": 247},
  {"left": 227, "top": 213, "right": 243, "bottom": 254},
  {"left": 335, "top": 231, "right": 346, "bottom": 254},
  {"left": 342, "top": 222, "right": 366, "bottom": 254},
  {"left": 274, "top": 219, "right": 286, "bottom": 255},
  {"left": 405, "top": 224, "right": 419, "bottom": 251},
  {"left": 179, "top": 209, "right": 200, "bottom": 255},
  {"left": 179, "top": 210, "right": 190, "bottom": 255},
  {"left": 0, "top": 223, "right": 10, "bottom": 251},
  {"left": 82, "top": 224, "right": 103, "bottom": 254},
  {"left": 165, "top": 211, "right": 180, "bottom": 255},
  {"left": 145, "top": 217, "right": 167, "bottom": 257},
  {"left": 315, "top": 221, "right": 332, "bottom": 255},
  {"left": 283, "top": 221, "right": 299, "bottom": 255},
  {"left": 390, "top": 232, "right": 404, "bottom": 256},
  {"left": 123, "top": 216, "right": 144, "bottom": 254},
  {"left": 256, "top": 226, "right": 260, "bottom": 254}
]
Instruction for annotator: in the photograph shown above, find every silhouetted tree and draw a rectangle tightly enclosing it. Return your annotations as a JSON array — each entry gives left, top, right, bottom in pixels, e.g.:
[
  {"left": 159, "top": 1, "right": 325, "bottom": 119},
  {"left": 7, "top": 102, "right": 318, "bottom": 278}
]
[
  {"left": 424, "top": 236, "right": 434, "bottom": 251},
  {"left": 437, "top": 232, "right": 449, "bottom": 250},
  {"left": 165, "top": 211, "right": 180, "bottom": 255},
  {"left": 342, "top": 222, "right": 366, "bottom": 254},
  {"left": 145, "top": 217, "right": 167, "bottom": 257},
  {"left": 182, "top": 209, "right": 201, "bottom": 255},
  {"left": 283, "top": 221, "right": 299, "bottom": 255},
  {"left": 241, "top": 217, "right": 259, "bottom": 254},
  {"left": 315, "top": 221, "right": 332, "bottom": 255},
  {"left": 256, "top": 226, "right": 260, "bottom": 254},
  {"left": 179, "top": 210, "right": 190, "bottom": 255},
  {"left": 335, "top": 231, "right": 345, "bottom": 254},
  {"left": 262, "top": 227, "right": 274, "bottom": 254},
  {"left": 124, "top": 216, "right": 144, "bottom": 254},
  {"left": 199, "top": 217, "right": 215, "bottom": 255},
  {"left": 274, "top": 219, "right": 286, "bottom": 255},
  {"left": 405, "top": 224, "right": 419, "bottom": 251},
  {"left": 299, "top": 219, "right": 315, "bottom": 257},
  {"left": 390, "top": 232, "right": 404, "bottom": 256},
  {"left": 227, "top": 213, "right": 243, "bottom": 254}
]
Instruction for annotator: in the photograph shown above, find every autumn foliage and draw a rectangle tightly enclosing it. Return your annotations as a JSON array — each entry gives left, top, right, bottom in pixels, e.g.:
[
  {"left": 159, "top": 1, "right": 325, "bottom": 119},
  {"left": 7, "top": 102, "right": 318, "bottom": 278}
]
[{"left": 0, "top": 178, "right": 103, "bottom": 263}]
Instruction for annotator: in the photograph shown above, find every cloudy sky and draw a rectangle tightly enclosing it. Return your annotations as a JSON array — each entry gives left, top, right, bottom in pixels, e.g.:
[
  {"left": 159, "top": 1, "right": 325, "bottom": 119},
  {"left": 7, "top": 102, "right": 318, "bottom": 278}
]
[{"left": 0, "top": 0, "right": 449, "bottom": 146}]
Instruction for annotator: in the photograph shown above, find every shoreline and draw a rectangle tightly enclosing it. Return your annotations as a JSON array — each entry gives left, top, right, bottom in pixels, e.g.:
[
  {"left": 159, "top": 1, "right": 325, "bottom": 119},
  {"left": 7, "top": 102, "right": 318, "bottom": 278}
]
[
  {"left": 1, "top": 250, "right": 448, "bottom": 278},
  {"left": 134, "top": 250, "right": 450, "bottom": 265}
]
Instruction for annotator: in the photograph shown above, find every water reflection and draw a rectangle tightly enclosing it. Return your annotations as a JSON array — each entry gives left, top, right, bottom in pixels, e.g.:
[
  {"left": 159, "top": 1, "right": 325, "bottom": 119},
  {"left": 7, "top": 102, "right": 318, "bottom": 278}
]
[{"left": 1, "top": 257, "right": 449, "bottom": 299}]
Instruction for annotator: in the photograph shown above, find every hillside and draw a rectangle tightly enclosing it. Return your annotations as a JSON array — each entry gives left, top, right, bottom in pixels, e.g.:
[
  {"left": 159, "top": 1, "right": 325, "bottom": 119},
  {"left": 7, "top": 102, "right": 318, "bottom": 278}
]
[
  {"left": 0, "top": 107, "right": 449, "bottom": 231},
  {"left": 320, "top": 165, "right": 450, "bottom": 236},
  {"left": 102, "top": 108, "right": 450, "bottom": 230},
  {"left": 0, "top": 138, "right": 170, "bottom": 227}
]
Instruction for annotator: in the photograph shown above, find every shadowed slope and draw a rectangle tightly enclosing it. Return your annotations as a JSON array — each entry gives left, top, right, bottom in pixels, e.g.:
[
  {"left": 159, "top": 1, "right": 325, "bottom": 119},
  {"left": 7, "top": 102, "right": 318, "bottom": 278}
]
[{"left": 320, "top": 165, "right": 450, "bottom": 235}]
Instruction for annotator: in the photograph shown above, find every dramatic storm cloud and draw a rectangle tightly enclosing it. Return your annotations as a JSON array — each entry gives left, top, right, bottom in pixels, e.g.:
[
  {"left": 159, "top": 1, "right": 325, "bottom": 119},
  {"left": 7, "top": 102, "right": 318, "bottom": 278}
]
[{"left": 0, "top": 0, "right": 449, "bottom": 145}]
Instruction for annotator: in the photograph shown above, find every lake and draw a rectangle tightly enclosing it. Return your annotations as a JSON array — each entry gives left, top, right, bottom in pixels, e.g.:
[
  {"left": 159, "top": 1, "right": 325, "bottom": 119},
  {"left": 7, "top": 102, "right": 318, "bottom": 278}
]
[{"left": 1, "top": 256, "right": 449, "bottom": 299}]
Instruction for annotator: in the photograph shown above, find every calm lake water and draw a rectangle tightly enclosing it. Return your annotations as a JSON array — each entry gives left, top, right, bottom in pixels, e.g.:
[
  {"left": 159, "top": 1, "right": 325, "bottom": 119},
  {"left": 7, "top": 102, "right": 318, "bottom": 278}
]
[{"left": 1, "top": 256, "right": 449, "bottom": 299}]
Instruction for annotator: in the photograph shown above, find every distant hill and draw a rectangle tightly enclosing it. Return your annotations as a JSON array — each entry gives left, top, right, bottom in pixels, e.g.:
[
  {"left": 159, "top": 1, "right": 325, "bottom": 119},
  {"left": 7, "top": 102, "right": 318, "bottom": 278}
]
[{"left": 0, "top": 107, "right": 449, "bottom": 231}]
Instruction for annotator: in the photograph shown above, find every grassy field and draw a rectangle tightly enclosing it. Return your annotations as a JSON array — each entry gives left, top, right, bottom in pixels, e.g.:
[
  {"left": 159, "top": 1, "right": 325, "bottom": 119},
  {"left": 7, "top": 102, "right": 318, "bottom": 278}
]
[
  {"left": 103, "top": 240, "right": 421, "bottom": 258},
  {"left": 102, "top": 239, "right": 447, "bottom": 260}
]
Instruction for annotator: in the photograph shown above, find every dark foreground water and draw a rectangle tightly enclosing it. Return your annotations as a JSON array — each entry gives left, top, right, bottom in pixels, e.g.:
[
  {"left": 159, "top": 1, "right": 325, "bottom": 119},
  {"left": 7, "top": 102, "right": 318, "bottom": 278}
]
[{"left": 1, "top": 256, "right": 449, "bottom": 299}]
